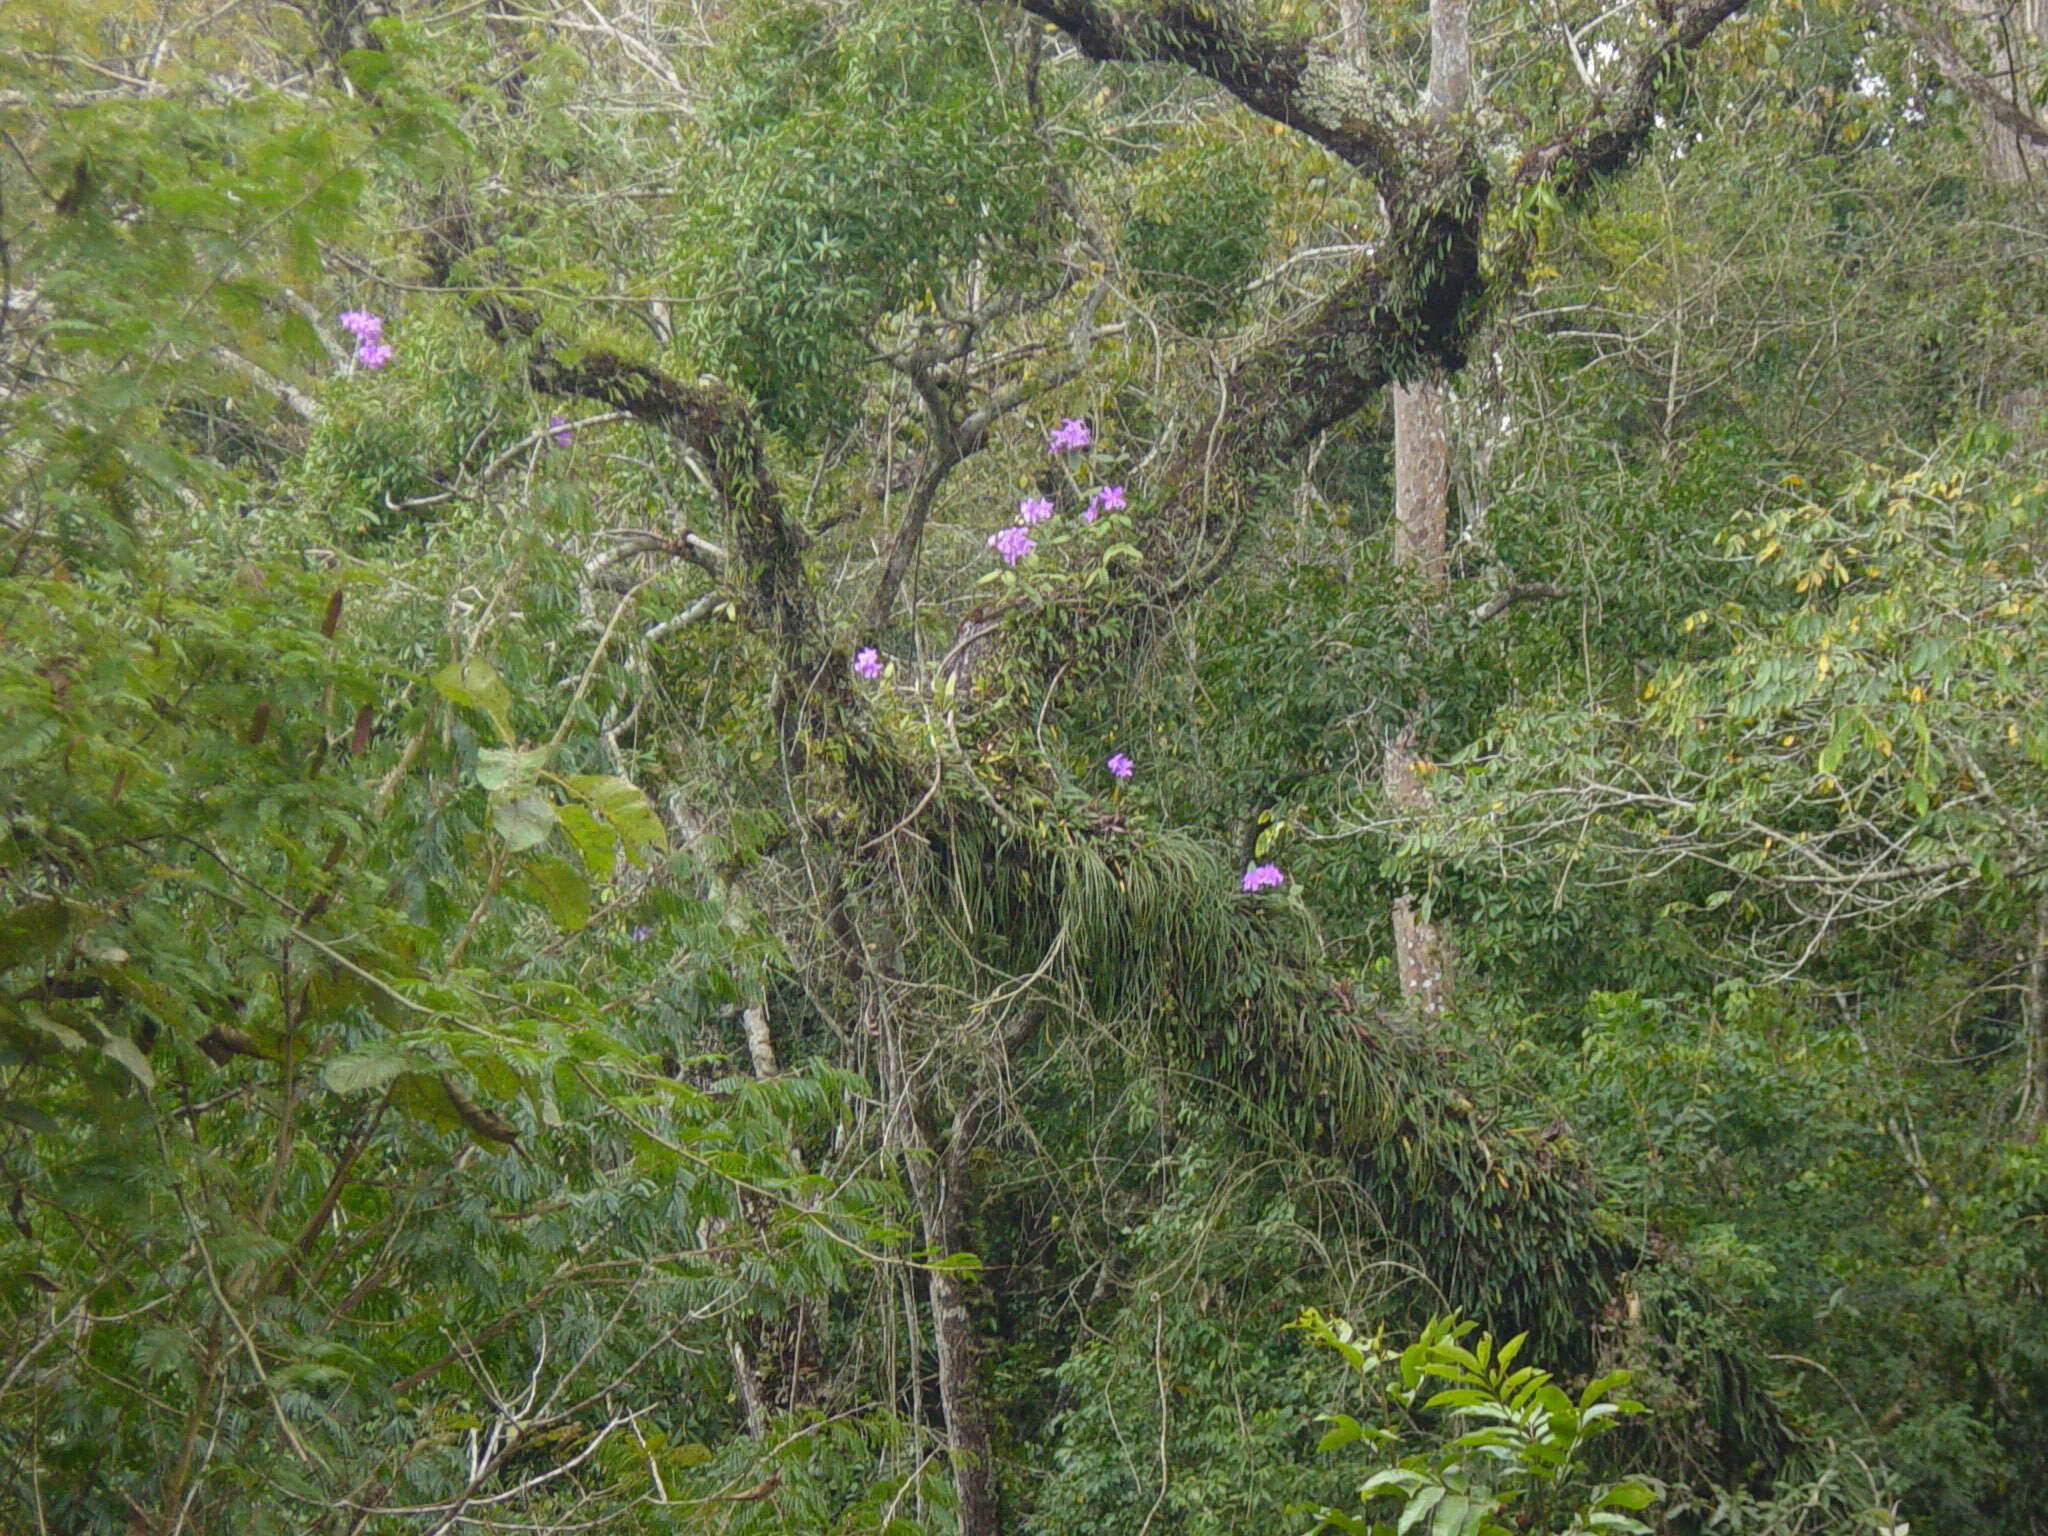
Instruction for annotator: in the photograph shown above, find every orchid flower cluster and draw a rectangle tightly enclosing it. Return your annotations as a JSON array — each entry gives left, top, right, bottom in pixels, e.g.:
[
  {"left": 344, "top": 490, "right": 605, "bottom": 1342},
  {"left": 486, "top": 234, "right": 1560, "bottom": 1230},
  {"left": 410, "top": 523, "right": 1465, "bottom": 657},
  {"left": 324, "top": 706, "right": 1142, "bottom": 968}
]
[
  {"left": 1240, "top": 863, "right": 1285, "bottom": 893},
  {"left": 984, "top": 417, "right": 1128, "bottom": 566},
  {"left": 1047, "top": 417, "right": 1092, "bottom": 453},
  {"left": 338, "top": 310, "right": 392, "bottom": 370},
  {"left": 849, "top": 419, "right": 1273, "bottom": 891}
]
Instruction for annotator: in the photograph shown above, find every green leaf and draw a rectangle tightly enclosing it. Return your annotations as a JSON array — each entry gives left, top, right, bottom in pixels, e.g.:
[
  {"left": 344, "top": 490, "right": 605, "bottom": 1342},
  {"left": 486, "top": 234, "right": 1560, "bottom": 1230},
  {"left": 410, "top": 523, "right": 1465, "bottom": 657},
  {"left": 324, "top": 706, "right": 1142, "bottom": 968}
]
[
  {"left": 132, "top": 1325, "right": 193, "bottom": 1381},
  {"left": 563, "top": 774, "right": 668, "bottom": 863},
  {"left": 389, "top": 1070, "right": 471, "bottom": 1134},
  {"left": 1594, "top": 1481, "right": 1658, "bottom": 1512},
  {"left": 1398, "top": 1486, "right": 1444, "bottom": 1536},
  {"left": 1360, "top": 1470, "right": 1426, "bottom": 1497},
  {"left": 476, "top": 745, "right": 545, "bottom": 795},
  {"left": 431, "top": 659, "right": 514, "bottom": 741},
  {"left": 463, "top": 1047, "right": 523, "bottom": 1102},
  {"left": 340, "top": 47, "right": 395, "bottom": 94},
  {"left": 99, "top": 1032, "right": 155, "bottom": 1090},
  {"left": 1318, "top": 1414, "right": 1365, "bottom": 1452},
  {"left": 280, "top": 307, "right": 323, "bottom": 363},
  {"left": 15, "top": 1007, "right": 87, "bottom": 1052},
  {"left": 323, "top": 1042, "right": 418, "bottom": 1095},
  {"left": 0, "top": 899, "right": 76, "bottom": 970},
  {"left": 520, "top": 855, "right": 592, "bottom": 932},
  {"left": 1430, "top": 1493, "right": 1483, "bottom": 1536},
  {"left": 557, "top": 804, "right": 617, "bottom": 881},
  {"left": 100, "top": 961, "right": 195, "bottom": 1036},
  {"left": 1582, "top": 1516, "right": 1651, "bottom": 1533},
  {"left": 491, "top": 794, "right": 558, "bottom": 852},
  {"left": 1424, "top": 1388, "right": 1489, "bottom": 1410},
  {"left": 0, "top": 1099, "right": 61, "bottom": 1133},
  {"left": 1577, "top": 1371, "right": 1635, "bottom": 1412}
]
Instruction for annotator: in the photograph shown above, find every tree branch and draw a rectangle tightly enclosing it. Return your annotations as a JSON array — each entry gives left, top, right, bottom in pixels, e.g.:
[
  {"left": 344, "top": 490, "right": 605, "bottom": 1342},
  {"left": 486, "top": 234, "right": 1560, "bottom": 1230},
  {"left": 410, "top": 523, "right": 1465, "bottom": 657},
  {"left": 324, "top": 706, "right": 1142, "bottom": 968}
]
[
  {"left": 1472, "top": 581, "right": 1568, "bottom": 622},
  {"left": 1512, "top": 0, "right": 1754, "bottom": 199},
  {"left": 210, "top": 345, "right": 321, "bottom": 422},
  {"left": 1015, "top": 0, "right": 1421, "bottom": 188},
  {"left": 521, "top": 346, "right": 850, "bottom": 746},
  {"left": 1880, "top": 0, "right": 2048, "bottom": 153}
]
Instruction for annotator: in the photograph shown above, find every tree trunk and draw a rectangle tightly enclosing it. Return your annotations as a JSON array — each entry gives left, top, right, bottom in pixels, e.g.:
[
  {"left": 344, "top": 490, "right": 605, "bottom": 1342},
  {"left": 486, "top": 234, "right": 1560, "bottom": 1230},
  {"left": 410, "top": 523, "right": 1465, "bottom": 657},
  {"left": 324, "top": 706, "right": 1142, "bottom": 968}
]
[
  {"left": 1384, "top": 0, "right": 1467, "bottom": 1016},
  {"left": 1385, "top": 723, "right": 1450, "bottom": 1017},
  {"left": 881, "top": 1024, "right": 1002, "bottom": 1536},
  {"left": 2024, "top": 895, "right": 2048, "bottom": 1137},
  {"left": 1392, "top": 380, "right": 1451, "bottom": 580},
  {"left": 1961, "top": 0, "right": 2048, "bottom": 186},
  {"left": 1336, "top": 0, "right": 1369, "bottom": 59},
  {"left": 921, "top": 1201, "right": 1001, "bottom": 1536}
]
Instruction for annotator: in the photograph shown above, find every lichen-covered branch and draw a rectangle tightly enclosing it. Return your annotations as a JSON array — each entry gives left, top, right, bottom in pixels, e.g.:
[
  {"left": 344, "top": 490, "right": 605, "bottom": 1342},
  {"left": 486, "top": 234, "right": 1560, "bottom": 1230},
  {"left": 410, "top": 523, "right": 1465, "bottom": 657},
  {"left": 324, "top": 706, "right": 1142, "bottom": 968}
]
[
  {"left": 424, "top": 200, "right": 850, "bottom": 752},
  {"left": 1014, "top": 0, "right": 1420, "bottom": 187}
]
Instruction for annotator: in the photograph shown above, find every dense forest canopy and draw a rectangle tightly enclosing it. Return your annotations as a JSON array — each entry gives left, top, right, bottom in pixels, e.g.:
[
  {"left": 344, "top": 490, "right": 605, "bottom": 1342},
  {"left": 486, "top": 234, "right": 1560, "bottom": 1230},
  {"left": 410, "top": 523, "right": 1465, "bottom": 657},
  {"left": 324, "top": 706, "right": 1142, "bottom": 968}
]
[{"left": 3, "top": 1, "right": 2047, "bottom": 1534}]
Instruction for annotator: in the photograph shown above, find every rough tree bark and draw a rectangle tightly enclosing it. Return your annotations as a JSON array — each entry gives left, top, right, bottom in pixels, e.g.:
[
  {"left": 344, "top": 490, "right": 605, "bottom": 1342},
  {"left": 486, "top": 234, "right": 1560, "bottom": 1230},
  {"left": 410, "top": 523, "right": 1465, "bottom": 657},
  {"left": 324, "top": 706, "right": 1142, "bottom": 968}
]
[
  {"left": 880, "top": 1024, "right": 1005, "bottom": 1536},
  {"left": 1957, "top": 0, "right": 2048, "bottom": 185},
  {"left": 2024, "top": 897, "right": 2048, "bottom": 1136},
  {"left": 1382, "top": 0, "right": 1467, "bottom": 1018}
]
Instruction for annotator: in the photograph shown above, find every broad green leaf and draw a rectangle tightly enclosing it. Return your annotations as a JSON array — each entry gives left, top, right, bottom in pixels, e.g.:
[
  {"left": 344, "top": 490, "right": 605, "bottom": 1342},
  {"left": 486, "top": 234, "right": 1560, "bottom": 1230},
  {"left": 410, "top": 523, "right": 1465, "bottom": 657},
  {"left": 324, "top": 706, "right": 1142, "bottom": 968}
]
[
  {"left": 476, "top": 745, "right": 545, "bottom": 795},
  {"left": 1317, "top": 1414, "right": 1364, "bottom": 1452},
  {"left": 557, "top": 803, "right": 617, "bottom": 881},
  {"left": 563, "top": 773, "right": 668, "bottom": 863},
  {"left": 431, "top": 659, "right": 514, "bottom": 740},
  {"left": 99, "top": 1032, "right": 156, "bottom": 1090},
  {"left": 1594, "top": 1482, "right": 1657, "bottom": 1512},
  {"left": 1397, "top": 1485, "right": 1444, "bottom": 1536},
  {"left": 491, "top": 794, "right": 558, "bottom": 851},
  {"left": 520, "top": 855, "right": 591, "bottom": 932},
  {"left": 1430, "top": 1493, "right": 1482, "bottom": 1536},
  {"left": 1424, "top": 1388, "right": 1490, "bottom": 1410},
  {"left": 1360, "top": 1470, "right": 1426, "bottom": 1496},
  {"left": 1577, "top": 1371, "right": 1634, "bottom": 1412}
]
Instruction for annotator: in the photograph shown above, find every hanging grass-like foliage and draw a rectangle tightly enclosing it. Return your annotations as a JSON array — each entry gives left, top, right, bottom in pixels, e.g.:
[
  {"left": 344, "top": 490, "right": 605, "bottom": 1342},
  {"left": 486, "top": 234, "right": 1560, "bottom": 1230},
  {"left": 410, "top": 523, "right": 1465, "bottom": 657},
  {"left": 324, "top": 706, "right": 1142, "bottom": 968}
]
[{"left": 900, "top": 805, "right": 1792, "bottom": 1483}]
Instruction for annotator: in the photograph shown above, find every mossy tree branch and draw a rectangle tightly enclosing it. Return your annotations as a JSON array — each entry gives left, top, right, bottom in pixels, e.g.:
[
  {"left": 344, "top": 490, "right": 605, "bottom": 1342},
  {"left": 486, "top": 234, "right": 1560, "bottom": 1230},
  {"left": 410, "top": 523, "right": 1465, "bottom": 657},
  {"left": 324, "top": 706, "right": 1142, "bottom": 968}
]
[{"left": 1013, "top": 0, "right": 1752, "bottom": 603}]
